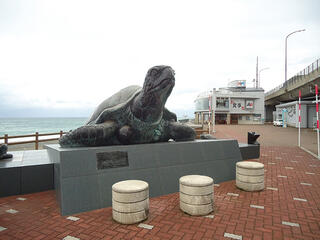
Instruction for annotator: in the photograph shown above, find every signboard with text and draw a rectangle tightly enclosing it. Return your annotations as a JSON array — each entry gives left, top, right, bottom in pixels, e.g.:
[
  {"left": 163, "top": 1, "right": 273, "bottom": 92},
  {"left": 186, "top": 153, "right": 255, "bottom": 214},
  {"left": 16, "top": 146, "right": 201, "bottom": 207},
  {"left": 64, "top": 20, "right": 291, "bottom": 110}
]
[
  {"left": 231, "top": 99, "right": 245, "bottom": 110},
  {"left": 245, "top": 100, "right": 254, "bottom": 109},
  {"left": 231, "top": 98, "right": 254, "bottom": 112}
]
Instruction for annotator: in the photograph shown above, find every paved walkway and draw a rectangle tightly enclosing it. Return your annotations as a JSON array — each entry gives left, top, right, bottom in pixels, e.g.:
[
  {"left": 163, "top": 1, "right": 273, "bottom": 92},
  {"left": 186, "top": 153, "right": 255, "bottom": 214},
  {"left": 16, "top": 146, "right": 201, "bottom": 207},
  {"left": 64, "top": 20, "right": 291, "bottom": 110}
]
[
  {"left": 213, "top": 124, "right": 318, "bottom": 155},
  {"left": 0, "top": 127, "right": 320, "bottom": 239}
]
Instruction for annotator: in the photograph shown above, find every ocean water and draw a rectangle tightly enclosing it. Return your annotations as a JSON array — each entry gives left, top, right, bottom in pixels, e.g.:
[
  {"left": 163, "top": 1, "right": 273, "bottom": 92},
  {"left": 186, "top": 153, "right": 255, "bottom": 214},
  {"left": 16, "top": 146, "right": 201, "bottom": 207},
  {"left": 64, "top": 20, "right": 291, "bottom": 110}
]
[{"left": 0, "top": 118, "right": 87, "bottom": 136}]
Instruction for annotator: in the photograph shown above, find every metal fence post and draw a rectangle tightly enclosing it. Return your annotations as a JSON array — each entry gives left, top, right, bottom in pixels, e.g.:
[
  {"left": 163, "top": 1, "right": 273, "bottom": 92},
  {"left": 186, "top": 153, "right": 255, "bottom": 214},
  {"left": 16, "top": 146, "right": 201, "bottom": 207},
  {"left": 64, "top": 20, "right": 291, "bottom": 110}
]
[{"left": 4, "top": 134, "right": 8, "bottom": 144}]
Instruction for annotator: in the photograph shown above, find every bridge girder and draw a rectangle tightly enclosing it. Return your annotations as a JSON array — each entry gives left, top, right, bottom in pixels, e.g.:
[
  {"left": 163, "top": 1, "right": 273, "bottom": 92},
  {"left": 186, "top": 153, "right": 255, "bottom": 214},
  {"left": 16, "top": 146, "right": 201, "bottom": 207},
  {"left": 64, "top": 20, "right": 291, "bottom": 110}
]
[{"left": 265, "top": 73, "right": 320, "bottom": 106}]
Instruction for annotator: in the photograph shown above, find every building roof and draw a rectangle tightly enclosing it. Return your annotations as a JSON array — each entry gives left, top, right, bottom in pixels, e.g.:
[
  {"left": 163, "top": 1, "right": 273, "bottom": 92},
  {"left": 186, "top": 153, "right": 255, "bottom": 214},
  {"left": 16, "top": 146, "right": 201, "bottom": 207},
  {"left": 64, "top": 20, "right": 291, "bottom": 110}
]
[{"left": 276, "top": 100, "right": 314, "bottom": 107}]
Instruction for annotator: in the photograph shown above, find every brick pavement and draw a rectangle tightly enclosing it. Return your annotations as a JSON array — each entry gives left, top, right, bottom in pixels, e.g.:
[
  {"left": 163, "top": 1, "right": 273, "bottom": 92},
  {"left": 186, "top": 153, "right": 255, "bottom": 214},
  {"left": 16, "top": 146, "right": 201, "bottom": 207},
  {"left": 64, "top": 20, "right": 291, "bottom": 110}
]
[
  {"left": 213, "top": 124, "right": 317, "bottom": 155},
  {"left": 1, "top": 125, "right": 320, "bottom": 239},
  {"left": 0, "top": 146, "right": 319, "bottom": 239}
]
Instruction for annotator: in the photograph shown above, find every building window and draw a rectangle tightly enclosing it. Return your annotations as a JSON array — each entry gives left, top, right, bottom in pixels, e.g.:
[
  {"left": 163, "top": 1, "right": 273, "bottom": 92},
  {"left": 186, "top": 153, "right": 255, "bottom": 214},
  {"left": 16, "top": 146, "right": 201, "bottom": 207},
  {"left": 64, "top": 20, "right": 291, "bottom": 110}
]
[
  {"left": 246, "top": 115, "right": 250, "bottom": 121},
  {"left": 195, "top": 98, "right": 209, "bottom": 111},
  {"left": 253, "top": 114, "right": 261, "bottom": 121},
  {"left": 239, "top": 115, "right": 242, "bottom": 120},
  {"left": 215, "top": 114, "right": 227, "bottom": 124},
  {"left": 216, "top": 97, "right": 229, "bottom": 108},
  {"left": 203, "top": 113, "right": 209, "bottom": 122}
]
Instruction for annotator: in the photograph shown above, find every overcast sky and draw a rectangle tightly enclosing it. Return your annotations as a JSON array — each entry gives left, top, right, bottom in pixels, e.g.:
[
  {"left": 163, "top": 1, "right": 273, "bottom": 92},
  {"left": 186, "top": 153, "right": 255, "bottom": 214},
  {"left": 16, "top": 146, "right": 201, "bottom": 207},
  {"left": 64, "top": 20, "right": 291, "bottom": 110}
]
[{"left": 0, "top": 0, "right": 319, "bottom": 118}]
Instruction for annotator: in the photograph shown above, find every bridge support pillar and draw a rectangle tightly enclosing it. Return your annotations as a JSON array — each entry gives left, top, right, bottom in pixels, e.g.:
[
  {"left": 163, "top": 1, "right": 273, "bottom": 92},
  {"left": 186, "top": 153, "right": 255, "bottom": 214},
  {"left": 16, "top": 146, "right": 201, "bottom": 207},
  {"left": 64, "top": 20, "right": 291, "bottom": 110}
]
[{"left": 265, "top": 105, "right": 276, "bottom": 122}]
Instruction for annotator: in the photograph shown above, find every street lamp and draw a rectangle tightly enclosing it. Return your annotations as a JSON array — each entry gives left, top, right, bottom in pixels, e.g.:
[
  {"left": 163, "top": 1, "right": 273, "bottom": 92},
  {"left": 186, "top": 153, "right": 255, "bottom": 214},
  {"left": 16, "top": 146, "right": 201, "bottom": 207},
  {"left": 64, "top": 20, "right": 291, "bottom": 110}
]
[
  {"left": 285, "top": 29, "right": 305, "bottom": 83},
  {"left": 258, "top": 67, "right": 269, "bottom": 88}
]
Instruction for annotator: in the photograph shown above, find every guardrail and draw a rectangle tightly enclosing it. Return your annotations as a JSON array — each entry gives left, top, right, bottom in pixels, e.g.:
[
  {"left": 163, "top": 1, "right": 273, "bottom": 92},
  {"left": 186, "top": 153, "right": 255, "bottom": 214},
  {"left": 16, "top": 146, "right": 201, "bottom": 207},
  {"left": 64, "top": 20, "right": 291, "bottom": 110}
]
[
  {"left": 1, "top": 129, "right": 207, "bottom": 148},
  {"left": 265, "top": 58, "right": 320, "bottom": 97},
  {"left": 1, "top": 129, "right": 210, "bottom": 148},
  {"left": 0, "top": 131, "right": 67, "bottom": 150}
]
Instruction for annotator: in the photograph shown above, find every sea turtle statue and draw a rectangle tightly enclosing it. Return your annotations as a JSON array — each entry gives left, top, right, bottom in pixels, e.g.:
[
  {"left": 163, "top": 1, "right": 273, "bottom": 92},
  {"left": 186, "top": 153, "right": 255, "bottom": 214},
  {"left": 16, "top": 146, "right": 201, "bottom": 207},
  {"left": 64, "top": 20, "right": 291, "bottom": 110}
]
[
  {"left": 0, "top": 144, "right": 13, "bottom": 160},
  {"left": 59, "top": 65, "right": 196, "bottom": 147}
]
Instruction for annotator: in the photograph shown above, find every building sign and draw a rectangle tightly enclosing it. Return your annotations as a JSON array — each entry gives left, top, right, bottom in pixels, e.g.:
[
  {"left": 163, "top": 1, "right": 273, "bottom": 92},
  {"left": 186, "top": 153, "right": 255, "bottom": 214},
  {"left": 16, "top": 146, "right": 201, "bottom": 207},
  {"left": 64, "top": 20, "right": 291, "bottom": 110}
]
[
  {"left": 237, "top": 80, "right": 246, "bottom": 88},
  {"left": 231, "top": 99, "right": 245, "bottom": 110},
  {"left": 246, "top": 100, "right": 254, "bottom": 109},
  {"left": 228, "top": 80, "right": 246, "bottom": 88}
]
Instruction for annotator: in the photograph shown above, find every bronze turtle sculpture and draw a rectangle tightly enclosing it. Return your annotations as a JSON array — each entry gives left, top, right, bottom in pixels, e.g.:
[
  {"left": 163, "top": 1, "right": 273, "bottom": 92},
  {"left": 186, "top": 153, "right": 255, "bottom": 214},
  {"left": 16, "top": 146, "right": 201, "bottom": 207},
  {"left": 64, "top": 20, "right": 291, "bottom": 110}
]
[{"left": 59, "top": 65, "right": 195, "bottom": 147}]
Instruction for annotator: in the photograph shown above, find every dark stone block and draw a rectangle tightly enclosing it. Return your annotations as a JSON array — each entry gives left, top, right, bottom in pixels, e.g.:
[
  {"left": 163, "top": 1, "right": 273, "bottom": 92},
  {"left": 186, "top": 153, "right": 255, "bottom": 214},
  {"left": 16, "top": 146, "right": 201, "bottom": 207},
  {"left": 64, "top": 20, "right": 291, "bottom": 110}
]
[
  {"left": 21, "top": 164, "right": 54, "bottom": 194},
  {"left": 0, "top": 167, "right": 20, "bottom": 197}
]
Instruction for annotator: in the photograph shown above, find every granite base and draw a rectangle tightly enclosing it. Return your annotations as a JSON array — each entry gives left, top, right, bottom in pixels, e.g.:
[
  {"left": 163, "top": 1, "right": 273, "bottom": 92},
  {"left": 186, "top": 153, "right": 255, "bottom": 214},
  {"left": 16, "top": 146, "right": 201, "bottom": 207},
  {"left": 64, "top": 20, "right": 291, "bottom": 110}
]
[{"left": 46, "top": 139, "right": 242, "bottom": 215}]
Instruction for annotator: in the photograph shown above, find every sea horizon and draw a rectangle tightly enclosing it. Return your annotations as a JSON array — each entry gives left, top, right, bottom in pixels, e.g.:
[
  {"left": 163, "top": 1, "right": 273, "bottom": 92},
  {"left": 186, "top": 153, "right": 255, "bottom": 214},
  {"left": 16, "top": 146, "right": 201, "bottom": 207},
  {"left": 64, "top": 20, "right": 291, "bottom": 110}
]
[
  {"left": 0, "top": 116, "right": 88, "bottom": 119},
  {"left": 0, "top": 117, "right": 87, "bottom": 136}
]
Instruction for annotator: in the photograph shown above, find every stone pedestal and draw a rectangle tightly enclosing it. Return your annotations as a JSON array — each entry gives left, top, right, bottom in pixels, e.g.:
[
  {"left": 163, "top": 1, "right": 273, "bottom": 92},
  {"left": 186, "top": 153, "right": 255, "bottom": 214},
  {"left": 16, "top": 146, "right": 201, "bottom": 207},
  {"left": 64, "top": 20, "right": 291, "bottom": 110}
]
[
  {"left": 46, "top": 139, "right": 242, "bottom": 215},
  {"left": 179, "top": 175, "right": 214, "bottom": 216},
  {"left": 236, "top": 161, "right": 264, "bottom": 191},
  {"left": 112, "top": 180, "right": 149, "bottom": 224}
]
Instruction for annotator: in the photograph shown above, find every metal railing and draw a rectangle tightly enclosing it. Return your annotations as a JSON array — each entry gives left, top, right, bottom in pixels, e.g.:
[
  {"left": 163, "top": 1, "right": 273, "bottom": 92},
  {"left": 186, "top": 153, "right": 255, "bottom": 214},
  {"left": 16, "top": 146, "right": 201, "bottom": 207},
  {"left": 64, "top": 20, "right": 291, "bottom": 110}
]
[
  {"left": 265, "top": 58, "right": 320, "bottom": 97},
  {"left": 0, "top": 131, "right": 66, "bottom": 150}
]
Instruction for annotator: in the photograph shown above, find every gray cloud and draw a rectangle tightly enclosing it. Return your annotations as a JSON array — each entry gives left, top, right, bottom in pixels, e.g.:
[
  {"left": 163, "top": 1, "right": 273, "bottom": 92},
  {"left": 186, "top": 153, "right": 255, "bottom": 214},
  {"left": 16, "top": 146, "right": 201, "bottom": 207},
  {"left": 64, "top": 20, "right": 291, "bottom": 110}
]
[{"left": 0, "top": 0, "right": 319, "bottom": 118}]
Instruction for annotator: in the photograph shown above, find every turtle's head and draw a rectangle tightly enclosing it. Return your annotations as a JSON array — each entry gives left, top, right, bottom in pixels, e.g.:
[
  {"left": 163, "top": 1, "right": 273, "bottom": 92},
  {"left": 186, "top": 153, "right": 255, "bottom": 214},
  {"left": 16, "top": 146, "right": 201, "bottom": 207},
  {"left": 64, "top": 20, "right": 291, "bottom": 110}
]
[
  {"left": 143, "top": 65, "right": 175, "bottom": 104},
  {"left": 132, "top": 65, "right": 175, "bottom": 122}
]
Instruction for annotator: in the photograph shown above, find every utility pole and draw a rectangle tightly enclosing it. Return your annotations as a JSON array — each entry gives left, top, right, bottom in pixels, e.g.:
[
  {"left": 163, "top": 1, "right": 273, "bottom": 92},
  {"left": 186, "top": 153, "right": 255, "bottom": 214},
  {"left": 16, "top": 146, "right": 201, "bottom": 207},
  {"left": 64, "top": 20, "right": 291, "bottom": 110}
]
[
  {"left": 258, "top": 67, "right": 270, "bottom": 88},
  {"left": 256, "top": 56, "right": 258, "bottom": 88},
  {"left": 285, "top": 29, "right": 305, "bottom": 84}
]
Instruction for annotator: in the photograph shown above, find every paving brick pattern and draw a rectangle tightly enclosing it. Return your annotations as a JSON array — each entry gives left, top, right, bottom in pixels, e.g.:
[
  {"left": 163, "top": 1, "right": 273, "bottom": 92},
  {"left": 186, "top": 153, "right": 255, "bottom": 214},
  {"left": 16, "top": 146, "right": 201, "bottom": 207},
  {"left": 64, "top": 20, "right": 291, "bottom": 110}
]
[
  {"left": 1, "top": 124, "right": 320, "bottom": 239},
  {"left": 0, "top": 146, "right": 319, "bottom": 240}
]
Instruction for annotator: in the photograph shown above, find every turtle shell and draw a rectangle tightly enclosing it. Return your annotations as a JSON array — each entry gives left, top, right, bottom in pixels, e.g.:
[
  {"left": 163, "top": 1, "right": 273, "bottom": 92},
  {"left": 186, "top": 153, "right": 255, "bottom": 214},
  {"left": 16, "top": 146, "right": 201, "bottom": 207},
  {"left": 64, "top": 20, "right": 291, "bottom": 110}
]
[{"left": 86, "top": 85, "right": 141, "bottom": 125}]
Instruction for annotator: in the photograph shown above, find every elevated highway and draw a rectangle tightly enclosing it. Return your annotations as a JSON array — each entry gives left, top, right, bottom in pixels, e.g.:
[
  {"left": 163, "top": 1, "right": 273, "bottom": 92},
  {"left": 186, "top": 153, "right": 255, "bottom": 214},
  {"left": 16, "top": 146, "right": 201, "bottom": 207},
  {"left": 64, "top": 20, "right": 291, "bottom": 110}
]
[{"left": 265, "top": 58, "right": 320, "bottom": 121}]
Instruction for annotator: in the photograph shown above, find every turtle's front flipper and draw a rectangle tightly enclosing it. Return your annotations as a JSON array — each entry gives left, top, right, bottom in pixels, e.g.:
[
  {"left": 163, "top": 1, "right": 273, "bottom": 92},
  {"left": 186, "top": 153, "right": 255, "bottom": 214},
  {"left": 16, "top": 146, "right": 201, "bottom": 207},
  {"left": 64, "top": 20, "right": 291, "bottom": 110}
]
[
  {"left": 167, "top": 122, "right": 196, "bottom": 142},
  {"left": 59, "top": 121, "right": 118, "bottom": 147},
  {"left": 118, "top": 125, "right": 134, "bottom": 145}
]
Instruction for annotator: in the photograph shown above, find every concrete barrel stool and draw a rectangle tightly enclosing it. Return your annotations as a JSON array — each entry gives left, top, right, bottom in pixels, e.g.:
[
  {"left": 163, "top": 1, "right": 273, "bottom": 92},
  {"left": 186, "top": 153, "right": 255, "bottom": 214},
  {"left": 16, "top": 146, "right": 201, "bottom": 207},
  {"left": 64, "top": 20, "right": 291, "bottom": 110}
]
[
  {"left": 179, "top": 175, "right": 214, "bottom": 216},
  {"left": 236, "top": 161, "right": 264, "bottom": 191},
  {"left": 112, "top": 180, "right": 149, "bottom": 224}
]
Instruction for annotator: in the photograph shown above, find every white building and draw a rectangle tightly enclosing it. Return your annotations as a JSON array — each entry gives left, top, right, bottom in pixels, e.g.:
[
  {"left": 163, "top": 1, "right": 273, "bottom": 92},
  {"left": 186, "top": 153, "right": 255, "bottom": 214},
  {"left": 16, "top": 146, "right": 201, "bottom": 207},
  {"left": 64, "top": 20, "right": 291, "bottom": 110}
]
[
  {"left": 275, "top": 101, "right": 316, "bottom": 128},
  {"left": 194, "top": 80, "right": 265, "bottom": 125}
]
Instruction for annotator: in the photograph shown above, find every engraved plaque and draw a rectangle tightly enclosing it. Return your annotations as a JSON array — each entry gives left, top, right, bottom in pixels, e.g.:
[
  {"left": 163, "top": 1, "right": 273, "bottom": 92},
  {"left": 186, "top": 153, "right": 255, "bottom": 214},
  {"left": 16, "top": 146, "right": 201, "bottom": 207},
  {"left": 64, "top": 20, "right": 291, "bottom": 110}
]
[{"left": 96, "top": 151, "right": 129, "bottom": 170}]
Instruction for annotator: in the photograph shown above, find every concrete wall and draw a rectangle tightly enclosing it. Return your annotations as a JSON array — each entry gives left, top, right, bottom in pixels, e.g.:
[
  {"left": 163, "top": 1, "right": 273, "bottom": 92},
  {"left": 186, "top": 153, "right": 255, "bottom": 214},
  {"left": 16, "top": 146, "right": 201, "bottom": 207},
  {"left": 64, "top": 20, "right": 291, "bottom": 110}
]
[
  {"left": 276, "top": 101, "right": 312, "bottom": 128},
  {"left": 238, "top": 115, "right": 263, "bottom": 124},
  {"left": 265, "top": 105, "right": 275, "bottom": 122},
  {"left": 286, "top": 104, "right": 297, "bottom": 127}
]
